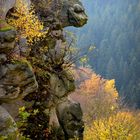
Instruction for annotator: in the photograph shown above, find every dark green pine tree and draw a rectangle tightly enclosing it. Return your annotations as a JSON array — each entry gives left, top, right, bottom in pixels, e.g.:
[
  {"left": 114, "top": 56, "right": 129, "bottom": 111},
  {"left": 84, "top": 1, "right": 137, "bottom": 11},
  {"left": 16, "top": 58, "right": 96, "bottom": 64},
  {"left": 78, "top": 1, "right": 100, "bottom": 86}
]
[{"left": 106, "top": 57, "right": 116, "bottom": 79}]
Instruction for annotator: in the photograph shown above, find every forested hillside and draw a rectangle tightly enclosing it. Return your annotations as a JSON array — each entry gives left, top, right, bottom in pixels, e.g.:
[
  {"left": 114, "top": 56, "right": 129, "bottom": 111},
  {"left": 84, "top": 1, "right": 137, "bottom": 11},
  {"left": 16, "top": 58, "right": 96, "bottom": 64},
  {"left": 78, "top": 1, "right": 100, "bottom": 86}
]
[{"left": 71, "top": 0, "right": 140, "bottom": 107}]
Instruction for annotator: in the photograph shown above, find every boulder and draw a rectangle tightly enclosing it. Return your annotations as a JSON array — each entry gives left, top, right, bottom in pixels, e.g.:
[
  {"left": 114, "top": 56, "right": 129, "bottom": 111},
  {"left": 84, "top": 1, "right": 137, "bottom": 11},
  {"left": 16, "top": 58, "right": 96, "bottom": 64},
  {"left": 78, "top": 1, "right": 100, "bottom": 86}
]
[
  {"left": 0, "top": 0, "right": 31, "bottom": 20},
  {"left": 31, "top": 0, "right": 88, "bottom": 27},
  {"left": 0, "top": 106, "right": 17, "bottom": 136},
  {"left": 0, "top": 28, "right": 16, "bottom": 52},
  {"left": 56, "top": 99, "right": 84, "bottom": 139},
  {"left": 49, "top": 72, "right": 75, "bottom": 99},
  {"left": 0, "top": 0, "right": 16, "bottom": 19},
  {"left": 0, "top": 62, "right": 38, "bottom": 104},
  {"left": 0, "top": 27, "right": 38, "bottom": 104}
]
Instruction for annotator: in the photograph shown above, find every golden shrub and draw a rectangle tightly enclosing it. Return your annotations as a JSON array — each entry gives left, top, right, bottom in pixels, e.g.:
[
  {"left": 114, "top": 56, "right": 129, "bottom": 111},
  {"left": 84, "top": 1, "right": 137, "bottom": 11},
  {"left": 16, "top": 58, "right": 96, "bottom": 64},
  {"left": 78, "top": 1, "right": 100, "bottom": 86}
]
[
  {"left": 104, "top": 79, "right": 118, "bottom": 100},
  {"left": 71, "top": 67, "right": 119, "bottom": 122},
  {"left": 7, "top": 0, "right": 48, "bottom": 44},
  {"left": 84, "top": 111, "right": 140, "bottom": 140}
]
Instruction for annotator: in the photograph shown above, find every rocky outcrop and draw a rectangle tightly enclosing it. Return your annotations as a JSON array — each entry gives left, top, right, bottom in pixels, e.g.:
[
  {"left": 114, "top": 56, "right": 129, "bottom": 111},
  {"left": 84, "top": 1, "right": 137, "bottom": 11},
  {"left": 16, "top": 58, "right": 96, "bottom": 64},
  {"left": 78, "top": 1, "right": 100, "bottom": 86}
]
[
  {"left": 0, "top": 0, "right": 16, "bottom": 19},
  {"left": 0, "top": 22, "right": 38, "bottom": 137},
  {"left": 0, "top": 106, "right": 17, "bottom": 137},
  {"left": 31, "top": 0, "right": 88, "bottom": 27},
  {"left": 0, "top": 25, "right": 38, "bottom": 103},
  {"left": 0, "top": 0, "right": 87, "bottom": 27},
  {"left": 0, "top": 0, "right": 31, "bottom": 19},
  {"left": 0, "top": 0, "right": 88, "bottom": 139},
  {"left": 56, "top": 99, "right": 84, "bottom": 140}
]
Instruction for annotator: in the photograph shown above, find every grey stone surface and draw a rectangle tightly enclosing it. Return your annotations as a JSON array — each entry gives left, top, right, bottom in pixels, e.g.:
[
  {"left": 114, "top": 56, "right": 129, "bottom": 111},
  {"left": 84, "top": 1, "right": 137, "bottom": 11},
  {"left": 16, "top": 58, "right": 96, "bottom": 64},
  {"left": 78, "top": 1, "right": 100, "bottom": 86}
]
[
  {"left": 0, "top": 28, "right": 38, "bottom": 137},
  {"left": 56, "top": 99, "right": 84, "bottom": 139},
  {"left": 0, "top": 29, "right": 38, "bottom": 104},
  {"left": 49, "top": 72, "right": 75, "bottom": 99},
  {"left": 0, "top": 62, "right": 38, "bottom": 103},
  {"left": 0, "top": 0, "right": 31, "bottom": 19},
  {"left": 31, "top": 0, "right": 88, "bottom": 27},
  {"left": 0, "top": 0, "right": 16, "bottom": 19},
  {"left": 0, "top": 106, "right": 17, "bottom": 136},
  {"left": 0, "top": 30, "right": 16, "bottom": 53}
]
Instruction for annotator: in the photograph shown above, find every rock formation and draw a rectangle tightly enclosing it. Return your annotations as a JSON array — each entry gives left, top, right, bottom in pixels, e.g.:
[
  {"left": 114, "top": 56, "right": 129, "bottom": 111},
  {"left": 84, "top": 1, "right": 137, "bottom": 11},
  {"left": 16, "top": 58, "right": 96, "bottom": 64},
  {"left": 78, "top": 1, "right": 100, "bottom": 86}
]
[
  {"left": 0, "top": 0, "right": 31, "bottom": 19},
  {"left": 31, "top": 0, "right": 88, "bottom": 27},
  {"left": 0, "top": 0, "right": 88, "bottom": 139},
  {"left": 0, "top": 21, "right": 38, "bottom": 137},
  {"left": 56, "top": 99, "right": 84, "bottom": 140}
]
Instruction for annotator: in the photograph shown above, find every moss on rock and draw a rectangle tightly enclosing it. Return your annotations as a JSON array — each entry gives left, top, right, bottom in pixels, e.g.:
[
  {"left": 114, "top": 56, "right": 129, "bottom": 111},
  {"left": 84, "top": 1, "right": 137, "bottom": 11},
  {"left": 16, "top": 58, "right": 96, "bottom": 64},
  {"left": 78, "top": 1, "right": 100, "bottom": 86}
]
[{"left": 0, "top": 20, "right": 14, "bottom": 32}]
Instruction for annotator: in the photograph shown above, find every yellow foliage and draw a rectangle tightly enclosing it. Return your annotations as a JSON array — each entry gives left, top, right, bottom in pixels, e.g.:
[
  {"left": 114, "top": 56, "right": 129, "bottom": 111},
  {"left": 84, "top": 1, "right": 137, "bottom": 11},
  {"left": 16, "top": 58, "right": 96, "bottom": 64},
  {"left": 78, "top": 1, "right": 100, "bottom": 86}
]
[
  {"left": 8, "top": 0, "right": 48, "bottom": 44},
  {"left": 84, "top": 111, "right": 140, "bottom": 140},
  {"left": 72, "top": 67, "right": 140, "bottom": 140},
  {"left": 19, "top": 106, "right": 25, "bottom": 112},
  {"left": 71, "top": 67, "right": 119, "bottom": 122},
  {"left": 104, "top": 79, "right": 118, "bottom": 99},
  {"left": 79, "top": 73, "right": 103, "bottom": 95}
]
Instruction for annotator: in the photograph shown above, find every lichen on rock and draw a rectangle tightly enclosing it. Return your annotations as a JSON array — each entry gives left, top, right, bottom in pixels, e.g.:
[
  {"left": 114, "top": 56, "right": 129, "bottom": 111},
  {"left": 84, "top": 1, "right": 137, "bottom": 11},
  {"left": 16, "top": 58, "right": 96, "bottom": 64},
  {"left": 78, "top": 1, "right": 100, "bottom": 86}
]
[
  {"left": 0, "top": 27, "right": 38, "bottom": 104},
  {"left": 30, "top": 0, "right": 88, "bottom": 27},
  {"left": 0, "top": 22, "right": 38, "bottom": 137},
  {"left": 0, "top": 106, "right": 17, "bottom": 136},
  {"left": 56, "top": 99, "right": 84, "bottom": 139}
]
